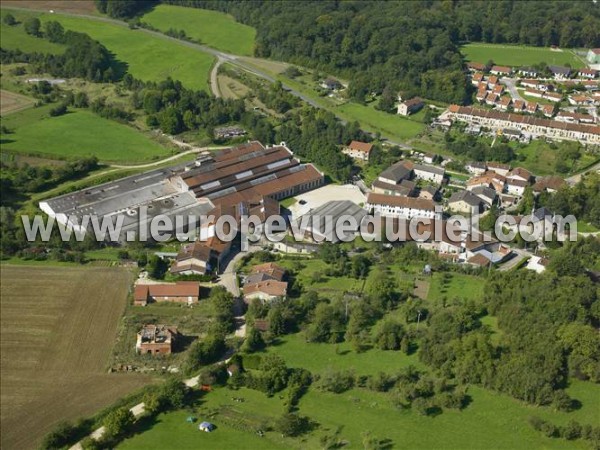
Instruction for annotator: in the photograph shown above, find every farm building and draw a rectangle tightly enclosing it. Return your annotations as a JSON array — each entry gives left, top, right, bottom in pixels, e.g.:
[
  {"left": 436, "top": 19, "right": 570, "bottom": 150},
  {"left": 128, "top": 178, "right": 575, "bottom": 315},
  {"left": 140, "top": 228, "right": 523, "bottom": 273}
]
[
  {"left": 133, "top": 282, "right": 201, "bottom": 306},
  {"left": 136, "top": 324, "right": 179, "bottom": 355}
]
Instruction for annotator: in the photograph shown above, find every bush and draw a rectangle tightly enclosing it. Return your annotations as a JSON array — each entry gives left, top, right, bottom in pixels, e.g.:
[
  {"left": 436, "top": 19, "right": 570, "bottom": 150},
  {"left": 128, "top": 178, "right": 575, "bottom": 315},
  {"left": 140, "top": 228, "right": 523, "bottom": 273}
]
[
  {"left": 49, "top": 103, "right": 68, "bottom": 117},
  {"left": 317, "top": 369, "right": 355, "bottom": 394},
  {"left": 103, "top": 407, "right": 135, "bottom": 438},
  {"left": 275, "top": 413, "right": 310, "bottom": 437}
]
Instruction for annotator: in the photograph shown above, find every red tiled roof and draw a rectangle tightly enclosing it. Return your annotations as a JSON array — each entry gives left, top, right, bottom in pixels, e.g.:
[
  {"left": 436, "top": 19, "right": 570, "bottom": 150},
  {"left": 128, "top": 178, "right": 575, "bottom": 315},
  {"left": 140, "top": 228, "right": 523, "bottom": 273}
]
[
  {"left": 243, "top": 280, "right": 288, "bottom": 297},
  {"left": 348, "top": 140, "right": 373, "bottom": 154}
]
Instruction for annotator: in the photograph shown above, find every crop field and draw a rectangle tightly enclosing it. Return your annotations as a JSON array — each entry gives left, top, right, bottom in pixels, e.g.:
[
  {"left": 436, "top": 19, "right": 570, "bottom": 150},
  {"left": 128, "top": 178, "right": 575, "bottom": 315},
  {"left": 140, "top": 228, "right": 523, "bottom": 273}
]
[
  {"left": 1, "top": 8, "right": 215, "bottom": 91},
  {"left": 1, "top": 105, "right": 170, "bottom": 162},
  {"left": 119, "top": 331, "right": 599, "bottom": 450},
  {"left": 142, "top": 4, "right": 256, "bottom": 56},
  {"left": 0, "top": 89, "right": 35, "bottom": 115},
  {"left": 0, "top": 265, "right": 153, "bottom": 450},
  {"left": 0, "top": 10, "right": 66, "bottom": 54},
  {"left": 461, "top": 43, "right": 585, "bottom": 68}
]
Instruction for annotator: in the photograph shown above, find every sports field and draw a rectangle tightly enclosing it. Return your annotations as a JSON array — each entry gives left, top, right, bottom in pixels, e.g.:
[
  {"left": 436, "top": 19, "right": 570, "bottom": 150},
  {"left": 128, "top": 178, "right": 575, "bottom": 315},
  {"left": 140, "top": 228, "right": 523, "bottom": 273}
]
[
  {"left": 0, "top": 265, "right": 153, "bottom": 450},
  {"left": 461, "top": 43, "right": 585, "bottom": 68},
  {"left": 142, "top": 4, "right": 256, "bottom": 56},
  {"left": 1, "top": 105, "right": 170, "bottom": 162},
  {"left": 0, "top": 89, "right": 35, "bottom": 115},
  {"left": 0, "top": 8, "right": 215, "bottom": 91}
]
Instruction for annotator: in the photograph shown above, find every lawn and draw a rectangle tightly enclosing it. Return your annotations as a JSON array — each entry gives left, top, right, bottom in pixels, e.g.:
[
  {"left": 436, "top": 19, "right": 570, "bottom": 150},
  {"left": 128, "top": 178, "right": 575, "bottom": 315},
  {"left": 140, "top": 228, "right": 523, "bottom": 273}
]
[
  {"left": 1, "top": 105, "right": 170, "bottom": 162},
  {"left": 0, "top": 10, "right": 66, "bottom": 54},
  {"left": 0, "top": 265, "right": 153, "bottom": 450},
  {"left": 265, "top": 332, "right": 423, "bottom": 376},
  {"left": 461, "top": 43, "right": 585, "bottom": 68},
  {"left": 334, "top": 101, "right": 427, "bottom": 142},
  {"left": 513, "top": 140, "right": 599, "bottom": 177},
  {"left": 1, "top": 8, "right": 215, "bottom": 91},
  {"left": 426, "top": 272, "right": 486, "bottom": 302},
  {"left": 142, "top": 4, "right": 256, "bottom": 56}
]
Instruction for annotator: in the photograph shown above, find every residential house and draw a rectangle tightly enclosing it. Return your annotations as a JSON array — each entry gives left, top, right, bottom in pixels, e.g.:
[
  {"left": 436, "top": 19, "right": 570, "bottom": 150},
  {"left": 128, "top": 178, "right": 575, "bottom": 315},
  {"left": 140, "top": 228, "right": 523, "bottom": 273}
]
[
  {"left": 246, "top": 262, "right": 287, "bottom": 284},
  {"left": 243, "top": 281, "right": 288, "bottom": 303},
  {"left": 466, "top": 171, "right": 506, "bottom": 193},
  {"left": 521, "top": 79, "right": 543, "bottom": 89},
  {"left": 134, "top": 282, "right": 201, "bottom": 306},
  {"left": 397, "top": 97, "right": 424, "bottom": 116},
  {"left": 518, "top": 67, "right": 539, "bottom": 78},
  {"left": 532, "top": 176, "right": 566, "bottom": 194},
  {"left": 486, "top": 162, "right": 511, "bottom": 176},
  {"left": 586, "top": 48, "right": 600, "bottom": 65},
  {"left": 466, "top": 161, "right": 487, "bottom": 175},
  {"left": 502, "top": 128, "right": 522, "bottom": 141},
  {"left": 556, "top": 112, "right": 596, "bottom": 124},
  {"left": 487, "top": 75, "right": 499, "bottom": 87},
  {"left": 423, "top": 153, "right": 437, "bottom": 164},
  {"left": 321, "top": 78, "right": 342, "bottom": 91},
  {"left": 568, "top": 95, "right": 592, "bottom": 106},
  {"left": 342, "top": 140, "right": 373, "bottom": 161},
  {"left": 492, "top": 84, "right": 504, "bottom": 95},
  {"left": 542, "top": 104, "right": 555, "bottom": 118},
  {"left": 447, "top": 190, "right": 484, "bottom": 214},
  {"left": 170, "top": 238, "right": 231, "bottom": 275},
  {"left": 544, "top": 92, "right": 563, "bottom": 102},
  {"left": 445, "top": 105, "right": 600, "bottom": 144},
  {"left": 472, "top": 72, "right": 484, "bottom": 86},
  {"left": 476, "top": 87, "right": 488, "bottom": 102},
  {"left": 372, "top": 178, "right": 417, "bottom": 197},
  {"left": 525, "top": 88, "right": 544, "bottom": 99},
  {"left": 485, "top": 92, "right": 499, "bottom": 105},
  {"left": 467, "top": 62, "right": 487, "bottom": 72},
  {"left": 548, "top": 65, "right": 571, "bottom": 80},
  {"left": 512, "top": 99, "right": 525, "bottom": 112},
  {"left": 136, "top": 324, "right": 179, "bottom": 355},
  {"left": 413, "top": 164, "right": 445, "bottom": 184},
  {"left": 419, "top": 186, "right": 439, "bottom": 201},
  {"left": 507, "top": 167, "right": 533, "bottom": 183},
  {"left": 365, "top": 193, "right": 441, "bottom": 220},
  {"left": 490, "top": 65, "right": 512, "bottom": 76},
  {"left": 526, "top": 102, "right": 538, "bottom": 114},
  {"left": 506, "top": 178, "right": 529, "bottom": 196},
  {"left": 578, "top": 68, "right": 598, "bottom": 79},
  {"left": 470, "top": 185, "right": 497, "bottom": 206},
  {"left": 497, "top": 96, "right": 512, "bottom": 111}
]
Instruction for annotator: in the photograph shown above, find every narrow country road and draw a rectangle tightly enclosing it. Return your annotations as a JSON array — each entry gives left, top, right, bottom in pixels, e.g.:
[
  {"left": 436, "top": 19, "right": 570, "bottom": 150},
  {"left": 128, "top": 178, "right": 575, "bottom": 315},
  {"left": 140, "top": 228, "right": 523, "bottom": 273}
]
[
  {"left": 210, "top": 57, "right": 224, "bottom": 98},
  {"left": 566, "top": 161, "right": 600, "bottom": 185}
]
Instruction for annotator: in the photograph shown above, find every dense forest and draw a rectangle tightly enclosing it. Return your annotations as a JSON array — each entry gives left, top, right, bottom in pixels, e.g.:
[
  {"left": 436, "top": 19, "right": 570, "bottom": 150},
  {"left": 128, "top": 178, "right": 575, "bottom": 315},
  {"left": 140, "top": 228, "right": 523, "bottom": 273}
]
[{"left": 161, "top": 0, "right": 600, "bottom": 104}]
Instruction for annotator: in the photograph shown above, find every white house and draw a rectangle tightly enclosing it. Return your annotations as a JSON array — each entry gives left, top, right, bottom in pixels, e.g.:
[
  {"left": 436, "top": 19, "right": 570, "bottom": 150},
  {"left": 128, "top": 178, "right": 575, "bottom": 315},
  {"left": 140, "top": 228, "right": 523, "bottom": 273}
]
[
  {"left": 366, "top": 193, "right": 441, "bottom": 220},
  {"left": 413, "top": 164, "right": 445, "bottom": 184}
]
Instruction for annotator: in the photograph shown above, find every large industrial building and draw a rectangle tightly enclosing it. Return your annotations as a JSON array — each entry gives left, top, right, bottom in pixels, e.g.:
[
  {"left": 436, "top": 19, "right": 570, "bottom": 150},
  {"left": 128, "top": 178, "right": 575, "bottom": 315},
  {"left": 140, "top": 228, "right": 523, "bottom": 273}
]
[{"left": 40, "top": 141, "right": 325, "bottom": 242}]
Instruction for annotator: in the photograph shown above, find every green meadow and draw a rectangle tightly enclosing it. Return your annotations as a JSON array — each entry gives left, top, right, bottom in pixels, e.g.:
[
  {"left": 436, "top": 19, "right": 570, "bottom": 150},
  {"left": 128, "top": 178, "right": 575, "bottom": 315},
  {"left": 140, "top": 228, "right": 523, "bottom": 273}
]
[
  {"left": 0, "top": 10, "right": 66, "bottom": 54},
  {"left": 461, "top": 43, "right": 585, "bottom": 68},
  {"left": 0, "top": 8, "right": 215, "bottom": 91},
  {"left": 118, "top": 332, "right": 598, "bottom": 450},
  {"left": 1, "top": 105, "right": 169, "bottom": 163},
  {"left": 142, "top": 4, "right": 256, "bottom": 56}
]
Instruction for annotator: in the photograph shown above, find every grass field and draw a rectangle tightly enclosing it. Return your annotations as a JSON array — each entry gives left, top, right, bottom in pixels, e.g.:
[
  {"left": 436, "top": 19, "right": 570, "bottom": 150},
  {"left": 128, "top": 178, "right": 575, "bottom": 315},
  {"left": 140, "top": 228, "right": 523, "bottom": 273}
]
[
  {"left": 461, "top": 43, "right": 585, "bottom": 68},
  {"left": 0, "top": 89, "right": 35, "bottom": 115},
  {"left": 1, "top": 8, "right": 215, "bottom": 91},
  {"left": 0, "top": 0, "right": 97, "bottom": 15},
  {"left": 1, "top": 105, "right": 170, "bottom": 162},
  {"left": 119, "top": 329, "right": 599, "bottom": 450},
  {"left": 426, "top": 272, "right": 486, "bottom": 302},
  {"left": 142, "top": 4, "right": 256, "bottom": 56},
  {"left": 0, "top": 10, "right": 66, "bottom": 54},
  {"left": 0, "top": 265, "right": 153, "bottom": 450}
]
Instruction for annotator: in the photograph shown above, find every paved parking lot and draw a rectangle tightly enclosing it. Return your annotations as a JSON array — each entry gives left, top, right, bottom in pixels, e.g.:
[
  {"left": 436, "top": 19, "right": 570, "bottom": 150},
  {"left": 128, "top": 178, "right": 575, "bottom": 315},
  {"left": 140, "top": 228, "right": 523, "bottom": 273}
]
[{"left": 287, "top": 184, "right": 367, "bottom": 218}]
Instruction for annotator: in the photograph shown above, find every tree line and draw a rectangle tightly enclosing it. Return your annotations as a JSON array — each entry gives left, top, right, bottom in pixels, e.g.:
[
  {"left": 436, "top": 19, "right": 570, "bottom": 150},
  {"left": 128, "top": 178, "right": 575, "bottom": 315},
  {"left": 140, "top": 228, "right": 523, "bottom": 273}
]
[{"left": 159, "top": 1, "right": 599, "bottom": 105}]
